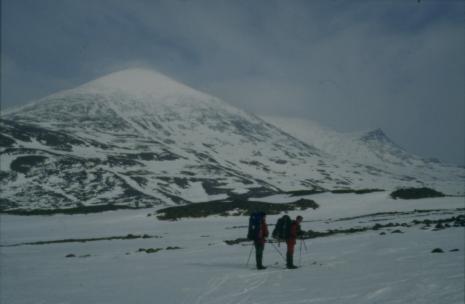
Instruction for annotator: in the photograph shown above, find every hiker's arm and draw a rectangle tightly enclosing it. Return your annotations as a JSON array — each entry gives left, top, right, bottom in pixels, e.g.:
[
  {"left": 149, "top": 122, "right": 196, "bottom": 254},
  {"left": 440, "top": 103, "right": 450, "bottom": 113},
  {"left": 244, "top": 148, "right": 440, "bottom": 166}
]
[{"left": 297, "top": 226, "right": 304, "bottom": 238}]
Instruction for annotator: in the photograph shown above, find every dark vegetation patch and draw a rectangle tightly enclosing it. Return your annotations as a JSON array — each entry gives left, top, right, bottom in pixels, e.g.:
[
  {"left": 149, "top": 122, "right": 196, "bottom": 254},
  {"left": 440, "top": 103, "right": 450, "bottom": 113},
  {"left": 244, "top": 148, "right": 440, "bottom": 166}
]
[
  {"left": 65, "top": 254, "right": 91, "bottom": 258},
  {"left": 180, "top": 171, "right": 196, "bottom": 176},
  {"left": 138, "top": 246, "right": 181, "bottom": 254},
  {"left": 224, "top": 214, "right": 465, "bottom": 245},
  {"left": 286, "top": 189, "right": 326, "bottom": 196},
  {"left": 138, "top": 248, "right": 162, "bottom": 254},
  {"left": 335, "top": 208, "right": 456, "bottom": 222},
  {"left": 331, "top": 189, "right": 385, "bottom": 194},
  {"left": 125, "top": 150, "right": 181, "bottom": 161},
  {"left": 156, "top": 199, "right": 319, "bottom": 220},
  {"left": 3, "top": 234, "right": 160, "bottom": 247},
  {"left": 166, "top": 246, "right": 182, "bottom": 250},
  {"left": 0, "top": 133, "right": 15, "bottom": 147},
  {"left": 270, "top": 158, "right": 287, "bottom": 165},
  {"left": 156, "top": 189, "right": 190, "bottom": 205},
  {"left": 390, "top": 187, "right": 445, "bottom": 199},
  {"left": 184, "top": 149, "right": 219, "bottom": 164},
  {"left": 224, "top": 225, "right": 384, "bottom": 245},
  {"left": 156, "top": 176, "right": 233, "bottom": 196},
  {"left": 239, "top": 160, "right": 270, "bottom": 172},
  {"left": 224, "top": 238, "right": 249, "bottom": 245},
  {"left": 3, "top": 234, "right": 159, "bottom": 247},
  {"left": 335, "top": 179, "right": 351, "bottom": 186},
  {"left": 1, "top": 119, "right": 86, "bottom": 151},
  {"left": 105, "top": 155, "right": 143, "bottom": 167},
  {"left": 130, "top": 176, "right": 148, "bottom": 186},
  {"left": 0, "top": 204, "right": 141, "bottom": 215},
  {"left": 129, "top": 152, "right": 159, "bottom": 161},
  {"left": 0, "top": 198, "right": 19, "bottom": 210},
  {"left": 284, "top": 188, "right": 384, "bottom": 197},
  {"left": 10, "top": 155, "right": 48, "bottom": 174},
  {"left": 199, "top": 178, "right": 231, "bottom": 195},
  {"left": 412, "top": 215, "right": 465, "bottom": 228}
]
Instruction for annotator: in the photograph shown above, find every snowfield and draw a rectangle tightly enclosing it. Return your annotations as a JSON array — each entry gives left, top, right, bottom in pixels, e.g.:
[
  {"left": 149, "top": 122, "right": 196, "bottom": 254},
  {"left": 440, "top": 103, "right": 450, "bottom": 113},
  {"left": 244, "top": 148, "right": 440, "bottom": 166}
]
[{"left": 1, "top": 193, "right": 464, "bottom": 304}]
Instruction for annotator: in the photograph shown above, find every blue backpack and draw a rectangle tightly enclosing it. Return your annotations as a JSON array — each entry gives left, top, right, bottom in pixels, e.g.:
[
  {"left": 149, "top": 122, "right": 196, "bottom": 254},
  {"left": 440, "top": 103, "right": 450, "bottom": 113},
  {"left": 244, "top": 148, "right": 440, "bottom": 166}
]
[{"left": 247, "top": 212, "right": 265, "bottom": 240}]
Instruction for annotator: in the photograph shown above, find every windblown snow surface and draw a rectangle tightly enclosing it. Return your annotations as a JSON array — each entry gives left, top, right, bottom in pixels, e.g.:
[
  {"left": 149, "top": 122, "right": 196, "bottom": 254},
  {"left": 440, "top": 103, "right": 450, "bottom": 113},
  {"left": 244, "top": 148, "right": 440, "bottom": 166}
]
[{"left": 1, "top": 192, "right": 464, "bottom": 304}]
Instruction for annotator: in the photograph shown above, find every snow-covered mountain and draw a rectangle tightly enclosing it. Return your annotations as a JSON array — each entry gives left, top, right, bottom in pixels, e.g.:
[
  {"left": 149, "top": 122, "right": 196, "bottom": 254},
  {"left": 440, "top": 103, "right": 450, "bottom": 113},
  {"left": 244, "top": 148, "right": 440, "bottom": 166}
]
[
  {"left": 1, "top": 69, "right": 463, "bottom": 210},
  {"left": 261, "top": 116, "right": 464, "bottom": 189}
]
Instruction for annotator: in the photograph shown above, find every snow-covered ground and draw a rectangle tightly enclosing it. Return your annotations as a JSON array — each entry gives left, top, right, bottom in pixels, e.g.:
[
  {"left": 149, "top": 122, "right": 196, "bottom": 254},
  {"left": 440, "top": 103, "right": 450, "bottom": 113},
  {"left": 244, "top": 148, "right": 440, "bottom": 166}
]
[{"left": 1, "top": 193, "right": 464, "bottom": 304}]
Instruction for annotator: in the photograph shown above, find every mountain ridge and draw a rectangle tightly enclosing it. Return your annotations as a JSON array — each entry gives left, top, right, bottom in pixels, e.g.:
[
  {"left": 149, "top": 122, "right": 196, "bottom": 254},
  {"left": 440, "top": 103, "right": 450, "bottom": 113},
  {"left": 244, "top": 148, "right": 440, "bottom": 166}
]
[{"left": 1, "top": 69, "right": 464, "bottom": 210}]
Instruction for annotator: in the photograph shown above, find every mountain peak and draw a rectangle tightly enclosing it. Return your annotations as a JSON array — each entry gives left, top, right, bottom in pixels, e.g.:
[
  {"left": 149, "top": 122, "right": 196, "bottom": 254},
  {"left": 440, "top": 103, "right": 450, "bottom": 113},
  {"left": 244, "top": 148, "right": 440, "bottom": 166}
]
[
  {"left": 77, "top": 68, "right": 206, "bottom": 99},
  {"left": 360, "top": 128, "right": 391, "bottom": 143}
]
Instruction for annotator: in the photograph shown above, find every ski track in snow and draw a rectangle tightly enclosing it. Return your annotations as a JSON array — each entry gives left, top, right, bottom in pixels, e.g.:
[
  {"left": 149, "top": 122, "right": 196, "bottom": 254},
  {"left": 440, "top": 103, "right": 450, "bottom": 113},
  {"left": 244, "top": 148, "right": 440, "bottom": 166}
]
[{"left": 194, "top": 271, "right": 272, "bottom": 304}]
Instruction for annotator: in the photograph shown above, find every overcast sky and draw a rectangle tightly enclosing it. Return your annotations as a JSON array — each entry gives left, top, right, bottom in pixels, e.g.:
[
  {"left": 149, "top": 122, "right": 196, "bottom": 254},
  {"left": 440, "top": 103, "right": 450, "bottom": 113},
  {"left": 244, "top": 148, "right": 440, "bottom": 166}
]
[{"left": 1, "top": 0, "right": 464, "bottom": 165}]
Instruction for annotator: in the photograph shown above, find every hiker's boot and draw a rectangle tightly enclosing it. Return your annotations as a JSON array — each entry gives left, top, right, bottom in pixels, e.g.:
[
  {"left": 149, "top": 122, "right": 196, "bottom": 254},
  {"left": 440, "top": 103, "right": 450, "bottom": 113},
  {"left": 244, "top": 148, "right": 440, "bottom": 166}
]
[
  {"left": 286, "top": 253, "right": 298, "bottom": 269},
  {"left": 256, "top": 254, "right": 267, "bottom": 270}
]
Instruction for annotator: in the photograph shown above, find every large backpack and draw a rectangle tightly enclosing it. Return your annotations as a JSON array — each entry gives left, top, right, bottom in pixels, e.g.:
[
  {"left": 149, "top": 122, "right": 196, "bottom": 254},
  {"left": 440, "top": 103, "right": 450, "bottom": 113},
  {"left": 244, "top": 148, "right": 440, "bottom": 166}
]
[
  {"left": 247, "top": 212, "right": 265, "bottom": 240},
  {"left": 272, "top": 215, "right": 292, "bottom": 240}
]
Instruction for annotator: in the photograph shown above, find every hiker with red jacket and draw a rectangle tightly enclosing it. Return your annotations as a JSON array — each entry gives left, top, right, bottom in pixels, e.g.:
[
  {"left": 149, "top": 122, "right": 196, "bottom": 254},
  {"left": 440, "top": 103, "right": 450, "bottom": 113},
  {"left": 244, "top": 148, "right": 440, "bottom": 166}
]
[
  {"left": 254, "top": 214, "right": 269, "bottom": 270},
  {"left": 286, "top": 215, "right": 303, "bottom": 269}
]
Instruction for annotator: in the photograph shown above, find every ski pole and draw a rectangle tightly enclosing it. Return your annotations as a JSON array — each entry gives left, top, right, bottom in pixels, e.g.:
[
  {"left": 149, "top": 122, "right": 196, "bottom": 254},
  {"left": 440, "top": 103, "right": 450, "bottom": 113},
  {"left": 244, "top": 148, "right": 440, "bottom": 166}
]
[
  {"left": 299, "top": 239, "right": 303, "bottom": 266},
  {"left": 269, "top": 241, "right": 286, "bottom": 261},
  {"left": 246, "top": 243, "right": 254, "bottom": 266},
  {"left": 302, "top": 238, "right": 309, "bottom": 252}
]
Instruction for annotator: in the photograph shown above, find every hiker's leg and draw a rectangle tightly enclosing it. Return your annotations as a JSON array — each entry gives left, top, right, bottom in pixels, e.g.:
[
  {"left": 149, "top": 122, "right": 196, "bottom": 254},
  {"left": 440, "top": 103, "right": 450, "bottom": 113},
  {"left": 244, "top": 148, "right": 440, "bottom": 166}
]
[
  {"left": 286, "top": 240, "right": 295, "bottom": 255},
  {"left": 286, "top": 240, "right": 292, "bottom": 266},
  {"left": 255, "top": 242, "right": 264, "bottom": 268},
  {"left": 286, "top": 240, "right": 297, "bottom": 269}
]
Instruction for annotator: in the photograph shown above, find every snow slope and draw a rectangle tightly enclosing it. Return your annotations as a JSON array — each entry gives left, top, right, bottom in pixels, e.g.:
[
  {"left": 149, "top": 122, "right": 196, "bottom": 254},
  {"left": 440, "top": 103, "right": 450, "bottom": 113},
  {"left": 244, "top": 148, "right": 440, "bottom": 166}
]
[
  {"left": 261, "top": 116, "right": 465, "bottom": 195},
  {"left": 1, "top": 193, "right": 463, "bottom": 303},
  {"left": 1, "top": 69, "right": 464, "bottom": 210}
]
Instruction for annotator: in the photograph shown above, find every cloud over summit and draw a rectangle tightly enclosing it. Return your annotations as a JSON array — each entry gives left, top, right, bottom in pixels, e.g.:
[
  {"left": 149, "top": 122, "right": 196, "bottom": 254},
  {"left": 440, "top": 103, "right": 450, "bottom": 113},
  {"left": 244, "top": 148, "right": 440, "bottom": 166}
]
[{"left": 1, "top": 0, "right": 464, "bottom": 165}]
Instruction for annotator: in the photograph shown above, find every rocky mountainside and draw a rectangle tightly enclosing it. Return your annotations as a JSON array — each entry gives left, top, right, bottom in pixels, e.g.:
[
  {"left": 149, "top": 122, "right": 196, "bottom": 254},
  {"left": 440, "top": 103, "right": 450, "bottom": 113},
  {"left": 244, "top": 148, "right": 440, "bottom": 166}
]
[{"left": 1, "top": 69, "right": 463, "bottom": 210}]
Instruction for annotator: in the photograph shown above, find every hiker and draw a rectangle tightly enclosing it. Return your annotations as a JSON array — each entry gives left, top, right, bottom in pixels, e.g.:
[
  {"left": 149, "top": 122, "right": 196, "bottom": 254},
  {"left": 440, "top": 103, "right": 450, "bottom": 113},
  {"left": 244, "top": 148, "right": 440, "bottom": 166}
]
[
  {"left": 286, "top": 215, "right": 303, "bottom": 269},
  {"left": 248, "top": 212, "right": 269, "bottom": 270}
]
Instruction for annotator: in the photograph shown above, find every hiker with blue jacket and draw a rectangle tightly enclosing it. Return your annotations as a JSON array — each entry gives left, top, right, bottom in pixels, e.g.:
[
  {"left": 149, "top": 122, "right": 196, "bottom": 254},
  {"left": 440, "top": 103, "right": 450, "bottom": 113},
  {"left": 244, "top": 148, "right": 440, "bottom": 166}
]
[
  {"left": 286, "top": 215, "right": 303, "bottom": 269},
  {"left": 248, "top": 212, "right": 269, "bottom": 270}
]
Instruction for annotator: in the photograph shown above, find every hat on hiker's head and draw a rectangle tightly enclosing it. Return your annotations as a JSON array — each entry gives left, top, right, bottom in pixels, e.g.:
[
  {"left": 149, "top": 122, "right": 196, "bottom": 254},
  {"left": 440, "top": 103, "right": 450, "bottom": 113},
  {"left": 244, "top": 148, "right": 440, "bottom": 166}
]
[{"left": 296, "top": 215, "right": 303, "bottom": 221}]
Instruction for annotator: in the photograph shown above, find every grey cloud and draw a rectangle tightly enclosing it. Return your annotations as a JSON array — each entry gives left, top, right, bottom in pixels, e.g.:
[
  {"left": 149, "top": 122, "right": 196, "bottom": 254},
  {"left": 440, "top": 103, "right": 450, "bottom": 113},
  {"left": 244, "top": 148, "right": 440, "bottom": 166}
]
[{"left": 1, "top": 0, "right": 464, "bottom": 165}]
